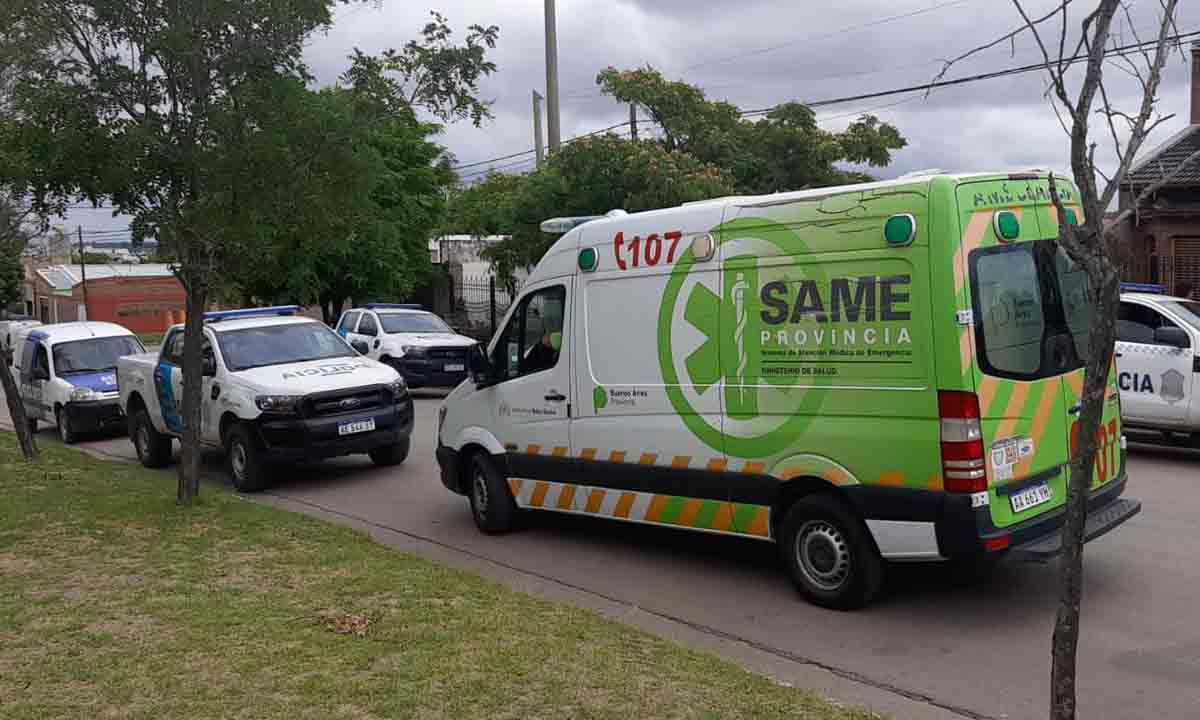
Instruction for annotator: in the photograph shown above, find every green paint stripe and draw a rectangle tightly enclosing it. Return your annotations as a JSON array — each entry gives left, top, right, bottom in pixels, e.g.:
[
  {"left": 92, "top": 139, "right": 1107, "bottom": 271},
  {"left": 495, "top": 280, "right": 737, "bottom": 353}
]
[
  {"left": 985, "top": 380, "right": 1016, "bottom": 420},
  {"left": 660, "top": 496, "right": 688, "bottom": 525},
  {"left": 694, "top": 500, "right": 721, "bottom": 529},
  {"left": 732, "top": 504, "right": 759, "bottom": 533}
]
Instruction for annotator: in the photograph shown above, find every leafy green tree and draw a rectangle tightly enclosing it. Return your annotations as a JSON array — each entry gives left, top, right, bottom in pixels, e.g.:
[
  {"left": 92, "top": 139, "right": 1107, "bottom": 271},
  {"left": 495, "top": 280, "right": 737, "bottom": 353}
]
[
  {"left": 447, "top": 135, "right": 735, "bottom": 283},
  {"left": 596, "top": 66, "right": 906, "bottom": 194},
  {"left": 2, "top": 0, "right": 358, "bottom": 503},
  {"left": 0, "top": 195, "right": 38, "bottom": 460}
]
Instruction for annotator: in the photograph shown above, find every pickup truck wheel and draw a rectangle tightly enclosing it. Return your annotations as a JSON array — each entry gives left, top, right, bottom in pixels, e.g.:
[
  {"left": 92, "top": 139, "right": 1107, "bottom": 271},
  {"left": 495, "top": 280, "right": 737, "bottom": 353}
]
[
  {"left": 779, "top": 494, "right": 883, "bottom": 610},
  {"left": 226, "top": 425, "right": 269, "bottom": 493},
  {"left": 369, "top": 436, "right": 410, "bottom": 467},
  {"left": 56, "top": 407, "right": 78, "bottom": 445},
  {"left": 468, "top": 452, "right": 517, "bottom": 534},
  {"left": 131, "top": 409, "right": 172, "bottom": 469}
]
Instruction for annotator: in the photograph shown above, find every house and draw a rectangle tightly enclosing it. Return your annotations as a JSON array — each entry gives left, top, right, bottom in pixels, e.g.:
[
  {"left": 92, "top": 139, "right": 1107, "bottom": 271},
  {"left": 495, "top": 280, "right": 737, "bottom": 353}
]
[
  {"left": 25, "top": 264, "right": 186, "bottom": 333},
  {"left": 1119, "top": 41, "right": 1200, "bottom": 292}
]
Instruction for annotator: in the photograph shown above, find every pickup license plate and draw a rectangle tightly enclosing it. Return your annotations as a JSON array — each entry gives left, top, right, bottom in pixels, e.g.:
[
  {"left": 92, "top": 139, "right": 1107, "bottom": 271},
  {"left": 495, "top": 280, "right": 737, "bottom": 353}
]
[
  {"left": 338, "top": 418, "right": 376, "bottom": 436},
  {"left": 1010, "top": 483, "right": 1053, "bottom": 514},
  {"left": 444, "top": 363, "right": 465, "bottom": 372}
]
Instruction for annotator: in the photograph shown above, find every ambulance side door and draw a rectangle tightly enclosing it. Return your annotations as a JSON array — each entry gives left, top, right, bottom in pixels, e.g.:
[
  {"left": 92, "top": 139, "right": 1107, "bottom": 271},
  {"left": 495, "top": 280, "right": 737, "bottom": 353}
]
[{"left": 1115, "top": 299, "right": 1192, "bottom": 426}]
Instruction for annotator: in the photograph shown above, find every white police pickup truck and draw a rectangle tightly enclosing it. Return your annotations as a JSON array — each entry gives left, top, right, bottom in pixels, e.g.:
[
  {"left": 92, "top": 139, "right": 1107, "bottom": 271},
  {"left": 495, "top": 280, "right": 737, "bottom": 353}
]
[
  {"left": 118, "top": 306, "right": 414, "bottom": 491},
  {"left": 13, "top": 321, "right": 145, "bottom": 443},
  {"left": 1116, "top": 283, "right": 1200, "bottom": 438},
  {"left": 336, "top": 304, "right": 477, "bottom": 388}
]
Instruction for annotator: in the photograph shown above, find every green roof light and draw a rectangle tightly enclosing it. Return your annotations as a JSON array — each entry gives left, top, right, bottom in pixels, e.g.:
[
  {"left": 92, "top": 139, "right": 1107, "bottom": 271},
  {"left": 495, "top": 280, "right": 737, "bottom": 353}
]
[
  {"left": 578, "top": 247, "right": 598, "bottom": 272},
  {"left": 884, "top": 214, "right": 916, "bottom": 247},
  {"left": 994, "top": 211, "right": 1020, "bottom": 241}
]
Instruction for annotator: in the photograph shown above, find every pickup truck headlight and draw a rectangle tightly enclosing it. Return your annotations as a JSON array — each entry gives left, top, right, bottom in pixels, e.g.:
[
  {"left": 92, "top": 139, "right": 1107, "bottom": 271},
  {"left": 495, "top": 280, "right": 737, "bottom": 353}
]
[
  {"left": 388, "top": 378, "right": 409, "bottom": 402},
  {"left": 70, "top": 387, "right": 96, "bottom": 402},
  {"left": 401, "top": 345, "right": 427, "bottom": 357},
  {"left": 255, "top": 395, "right": 302, "bottom": 414}
]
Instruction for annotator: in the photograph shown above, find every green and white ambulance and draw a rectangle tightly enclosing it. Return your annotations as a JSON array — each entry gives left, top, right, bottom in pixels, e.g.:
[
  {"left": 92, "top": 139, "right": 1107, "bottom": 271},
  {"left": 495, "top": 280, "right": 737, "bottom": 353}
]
[{"left": 436, "top": 172, "right": 1141, "bottom": 609}]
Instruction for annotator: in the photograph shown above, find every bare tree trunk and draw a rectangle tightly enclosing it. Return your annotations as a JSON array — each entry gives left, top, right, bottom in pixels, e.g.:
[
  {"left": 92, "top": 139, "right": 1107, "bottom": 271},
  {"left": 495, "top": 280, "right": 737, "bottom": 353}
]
[
  {"left": 0, "top": 348, "right": 37, "bottom": 460},
  {"left": 1050, "top": 263, "right": 1119, "bottom": 720},
  {"left": 176, "top": 280, "right": 208, "bottom": 505}
]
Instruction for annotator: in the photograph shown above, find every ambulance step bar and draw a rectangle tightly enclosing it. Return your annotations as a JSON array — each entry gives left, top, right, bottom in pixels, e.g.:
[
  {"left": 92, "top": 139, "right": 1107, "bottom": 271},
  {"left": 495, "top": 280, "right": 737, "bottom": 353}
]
[{"left": 1009, "top": 498, "right": 1142, "bottom": 562}]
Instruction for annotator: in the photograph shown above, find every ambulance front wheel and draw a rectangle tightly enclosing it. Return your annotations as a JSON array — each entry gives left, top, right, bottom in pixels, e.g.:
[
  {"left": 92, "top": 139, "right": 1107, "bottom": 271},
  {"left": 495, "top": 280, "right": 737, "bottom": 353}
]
[
  {"left": 468, "top": 453, "right": 517, "bottom": 534},
  {"left": 780, "top": 494, "right": 883, "bottom": 610}
]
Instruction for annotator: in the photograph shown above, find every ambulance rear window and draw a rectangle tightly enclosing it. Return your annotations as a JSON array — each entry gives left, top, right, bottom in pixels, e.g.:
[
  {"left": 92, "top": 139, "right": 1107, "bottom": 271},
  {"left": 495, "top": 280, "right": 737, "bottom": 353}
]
[{"left": 969, "top": 240, "right": 1090, "bottom": 381}]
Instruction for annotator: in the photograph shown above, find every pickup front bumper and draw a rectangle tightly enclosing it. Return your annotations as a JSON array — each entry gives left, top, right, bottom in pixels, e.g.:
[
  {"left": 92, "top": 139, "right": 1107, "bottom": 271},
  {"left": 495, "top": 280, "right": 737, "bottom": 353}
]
[{"left": 250, "top": 397, "right": 414, "bottom": 462}]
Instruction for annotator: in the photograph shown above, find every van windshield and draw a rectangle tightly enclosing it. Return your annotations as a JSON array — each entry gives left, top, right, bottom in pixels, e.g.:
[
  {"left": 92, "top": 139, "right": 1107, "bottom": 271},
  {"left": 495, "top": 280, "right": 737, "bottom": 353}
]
[
  {"left": 52, "top": 336, "right": 145, "bottom": 375},
  {"left": 969, "top": 240, "right": 1092, "bottom": 381}
]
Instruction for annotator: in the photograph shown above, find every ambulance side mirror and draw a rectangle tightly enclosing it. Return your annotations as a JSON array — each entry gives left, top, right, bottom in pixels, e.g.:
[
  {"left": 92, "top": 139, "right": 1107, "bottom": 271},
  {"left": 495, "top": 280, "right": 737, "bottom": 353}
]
[
  {"left": 1155, "top": 326, "right": 1190, "bottom": 349},
  {"left": 469, "top": 344, "right": 495, "bottom": 388}
]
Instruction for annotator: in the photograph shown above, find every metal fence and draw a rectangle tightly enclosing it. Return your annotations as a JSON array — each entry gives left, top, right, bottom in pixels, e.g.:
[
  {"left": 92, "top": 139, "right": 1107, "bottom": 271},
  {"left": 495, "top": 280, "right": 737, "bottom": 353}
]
[{"left": 450, "top": 275, "right": 514, "bottom": 341}]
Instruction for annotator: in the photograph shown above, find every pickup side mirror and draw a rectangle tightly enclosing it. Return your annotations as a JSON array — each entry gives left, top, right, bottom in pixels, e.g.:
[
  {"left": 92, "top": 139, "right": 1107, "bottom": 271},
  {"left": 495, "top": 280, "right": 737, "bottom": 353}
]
[
  {"left": 351, "top": 340, "right": 370, "bottom": 355},
  {"left": 469, "top": 343, "right": 495, "bottom": 388},
  {"left": 1155, "top": 326, "right": 1190, "bottom": 349},
  {"left": 202, "top": 352, "right": 217, "bottom": 377}
]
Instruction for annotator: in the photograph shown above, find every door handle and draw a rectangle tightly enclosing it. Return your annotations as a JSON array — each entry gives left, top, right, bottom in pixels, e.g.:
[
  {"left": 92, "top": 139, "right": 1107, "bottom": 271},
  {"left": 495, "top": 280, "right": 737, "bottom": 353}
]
[
  {"left": 544, "top": 393, "right": 566, "bottom": 403},
  {"left": 1115, "top": 352, "right": 1123, "bottom": 358}
]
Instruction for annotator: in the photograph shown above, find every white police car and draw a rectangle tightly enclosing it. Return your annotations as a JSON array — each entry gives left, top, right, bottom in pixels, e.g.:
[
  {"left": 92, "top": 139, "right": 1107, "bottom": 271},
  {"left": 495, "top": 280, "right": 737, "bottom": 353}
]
[
  {"left": 1117, "top": 283, "right": 1200, "bottom": 436},
  {"left": 336, "top": 304, "right": 477, "bottom": 388},
  {"left": 118, "top": 306, "right": 414, "bottom": 491},
  {"left": 12, "top": 321, "right": 145, "bottom": 443}
]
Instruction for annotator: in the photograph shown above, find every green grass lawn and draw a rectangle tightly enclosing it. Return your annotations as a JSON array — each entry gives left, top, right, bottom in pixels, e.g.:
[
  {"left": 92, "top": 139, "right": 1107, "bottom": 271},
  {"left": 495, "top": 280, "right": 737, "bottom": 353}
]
[{"left": 0, "top": 435, "right": 879, "bottom": 720}]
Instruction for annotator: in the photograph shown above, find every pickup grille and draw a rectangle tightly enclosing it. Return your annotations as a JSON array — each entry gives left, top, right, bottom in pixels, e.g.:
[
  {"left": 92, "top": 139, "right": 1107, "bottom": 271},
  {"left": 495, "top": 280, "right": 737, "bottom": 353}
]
[
  {"left": 427, "top": 347, "right": 469, "bottom": 361},
  {"left": 305, "top": 387, "right": 388, "bottom": 418}
]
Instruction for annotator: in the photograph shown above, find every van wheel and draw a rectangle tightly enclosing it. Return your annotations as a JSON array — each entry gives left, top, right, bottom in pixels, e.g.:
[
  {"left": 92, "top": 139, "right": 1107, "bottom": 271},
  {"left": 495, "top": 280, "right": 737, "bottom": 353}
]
[
  {"left": 131, "top": 409, "right": 172, "bottom": 468},
  {"left": 226, "top": 424, "right": 269, "bottom": 493},
  {"left": 779, "top": 494, "right": 883, "bottom": 610},
  {"left": 468, "top": 453, "right": 516, "bottom": 534},
  {"left": 369, "top": 437, "right": 410, "bottom": 466},
  {"left": 56, "top": 407, "right": 78, "bottom": 445}
]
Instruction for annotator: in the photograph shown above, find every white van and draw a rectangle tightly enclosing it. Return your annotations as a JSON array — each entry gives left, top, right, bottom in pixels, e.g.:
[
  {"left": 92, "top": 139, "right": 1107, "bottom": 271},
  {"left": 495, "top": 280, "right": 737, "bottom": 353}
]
[{"left": 13, "top": 321, "right": 145, "bottom": 443}]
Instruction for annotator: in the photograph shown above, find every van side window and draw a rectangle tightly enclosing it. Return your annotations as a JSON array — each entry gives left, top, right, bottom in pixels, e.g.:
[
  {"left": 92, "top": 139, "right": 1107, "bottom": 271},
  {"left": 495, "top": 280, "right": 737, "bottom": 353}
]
[
  {"left": 1118, "top": 303, "right": 1184, "bottom": 346},
  {"left": 33, "top": 344, "right": 50, "bottom": 379},
  {"left": 492, "top": 285, "right": 566, "bottom": 379}
]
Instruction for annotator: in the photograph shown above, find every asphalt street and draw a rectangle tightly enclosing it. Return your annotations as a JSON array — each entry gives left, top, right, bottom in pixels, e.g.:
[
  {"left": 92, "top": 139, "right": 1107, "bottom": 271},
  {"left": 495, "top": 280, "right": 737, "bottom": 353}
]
[{"left": 5, "top": 390, "right": 1199, "bottom": 720}]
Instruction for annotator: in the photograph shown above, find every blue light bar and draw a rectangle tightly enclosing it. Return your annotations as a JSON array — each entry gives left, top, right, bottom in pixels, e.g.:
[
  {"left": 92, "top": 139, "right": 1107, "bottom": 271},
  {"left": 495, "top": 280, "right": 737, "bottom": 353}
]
[
  {"left": 364, "top": 303, "right": 424, "bottom": 310},
  {"left": 203, "top": 305, "right": 303, "bottom": 322},
  {"left": 1120, "top": 283, "right": 1166, "bottom": 294}
]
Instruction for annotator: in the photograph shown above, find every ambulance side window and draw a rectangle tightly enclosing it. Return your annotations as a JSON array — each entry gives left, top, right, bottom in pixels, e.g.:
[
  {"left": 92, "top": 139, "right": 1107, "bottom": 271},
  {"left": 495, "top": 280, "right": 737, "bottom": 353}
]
[
  {"left": 492, "top": 285, "right": 566, "bottom": 380},
  {"left": 1118, "top": 303, "right": 1181, "bottom": 346}
]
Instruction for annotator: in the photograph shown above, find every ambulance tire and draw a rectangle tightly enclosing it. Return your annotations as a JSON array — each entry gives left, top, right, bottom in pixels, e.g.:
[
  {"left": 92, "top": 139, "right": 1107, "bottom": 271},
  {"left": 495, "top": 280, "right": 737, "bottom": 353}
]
[
  {"left": 779, "top": 495, "right": 883, "bottom": 610},
  {"left": 56, "top": 406, "right": 78, "bottom": 445},
  {"left": 132, "top": 409, "right": 172, "bottom": 469},
  {"left": 226, "top": 424, "right": 270, "bottom": 493},
  {"left": 468, "top": 453, "right": 517, "bottom": 534}
]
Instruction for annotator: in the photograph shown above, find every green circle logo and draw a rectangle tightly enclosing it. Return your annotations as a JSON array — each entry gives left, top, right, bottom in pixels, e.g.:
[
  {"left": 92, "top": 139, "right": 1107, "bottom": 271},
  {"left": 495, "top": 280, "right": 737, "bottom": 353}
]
[{"left": 657, "top": 218, "right": 834, "bottom": 459}]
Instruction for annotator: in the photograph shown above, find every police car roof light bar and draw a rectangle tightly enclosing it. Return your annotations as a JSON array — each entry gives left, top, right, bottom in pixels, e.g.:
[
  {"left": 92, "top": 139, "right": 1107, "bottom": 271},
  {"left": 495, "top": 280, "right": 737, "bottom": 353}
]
[
  {"left": 364, "top": 303, "right": 424, "bottom": 310},
  {"left": 1121, "top": 282, "right": 1166, "bottom": 294},
  {"left": 203, "top": 305, "right": 303, "bottom": 323}
]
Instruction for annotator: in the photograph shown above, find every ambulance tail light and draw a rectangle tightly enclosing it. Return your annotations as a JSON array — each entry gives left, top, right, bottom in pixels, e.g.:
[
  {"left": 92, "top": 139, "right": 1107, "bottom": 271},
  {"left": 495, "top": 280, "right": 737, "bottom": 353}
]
[{"left": 938, "top": 390, "right": 987, "bottom": 493}]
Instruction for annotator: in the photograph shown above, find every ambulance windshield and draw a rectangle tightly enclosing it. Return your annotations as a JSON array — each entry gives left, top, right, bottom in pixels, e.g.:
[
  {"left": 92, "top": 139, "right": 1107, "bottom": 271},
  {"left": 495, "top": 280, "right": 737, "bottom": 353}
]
[{"left": 969, "top": 240, "right": 1092, "bottom": 381}]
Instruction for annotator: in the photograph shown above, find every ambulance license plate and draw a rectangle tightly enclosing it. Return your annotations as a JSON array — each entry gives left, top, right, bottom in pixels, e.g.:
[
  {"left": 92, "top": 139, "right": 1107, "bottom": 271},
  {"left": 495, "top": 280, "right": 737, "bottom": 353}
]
[
  {"left": 444, "top": 363, "right": 465, "bottom": 372},
  {"left": 1010, "top": 483, "right": 1053, "bottom": 513},
  {"left": 338, "top": 418, "right": 376, "bottom": 436}
]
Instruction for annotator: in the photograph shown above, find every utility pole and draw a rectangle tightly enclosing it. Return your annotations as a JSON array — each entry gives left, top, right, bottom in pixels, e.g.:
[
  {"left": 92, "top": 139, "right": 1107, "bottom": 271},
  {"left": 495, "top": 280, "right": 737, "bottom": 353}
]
[
  {"left": 543, "top": 0, "right": 561, "bottom": 152},
  {"left": 629, "top": 104, "right": 638, "bottom": 140},
  {"left": 533, "top": 90, "right": 545, "bottom": 167},
  {"left": 77, "top": 226, "right": 89, "bottom": 321}
]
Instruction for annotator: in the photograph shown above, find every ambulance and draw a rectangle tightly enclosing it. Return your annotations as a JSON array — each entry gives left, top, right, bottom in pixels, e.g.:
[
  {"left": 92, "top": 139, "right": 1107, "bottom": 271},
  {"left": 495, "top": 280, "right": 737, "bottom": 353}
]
[{"left": 436, "top": 172, "right": 1142, "bottom": 609}]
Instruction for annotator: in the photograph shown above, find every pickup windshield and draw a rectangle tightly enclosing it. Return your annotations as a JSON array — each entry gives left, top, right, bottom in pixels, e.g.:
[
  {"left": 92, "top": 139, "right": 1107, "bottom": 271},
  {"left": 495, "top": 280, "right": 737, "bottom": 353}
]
[
  {"left": 969, "top": 240, "right": 1092, "bottom": 381},
  {"left": 52, "top": 336, "right": 145, "bottom": 375},
  {"left": 380, "top": 313, "right": 451, "bottom": 334},
  {"left": 217, "top": 322, "right": 356, "bottom": 371}
]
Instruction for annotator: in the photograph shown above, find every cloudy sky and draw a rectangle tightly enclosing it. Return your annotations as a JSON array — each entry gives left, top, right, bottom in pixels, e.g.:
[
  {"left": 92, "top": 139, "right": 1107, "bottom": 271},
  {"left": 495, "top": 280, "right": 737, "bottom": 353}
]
[{"left": 64, "top": 0, "right": 1200, "bottom": 238}]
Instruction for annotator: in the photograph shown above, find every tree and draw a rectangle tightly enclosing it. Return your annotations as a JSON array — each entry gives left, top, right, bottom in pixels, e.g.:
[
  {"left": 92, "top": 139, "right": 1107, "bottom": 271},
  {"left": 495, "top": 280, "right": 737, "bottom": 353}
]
[
  {"left": 3, "top": 0, "right": 358, "bottom": 504},
  {"left": 0, "top": 196, "right": 38, "bottom": 461},
  {"left": 447, "top": 135, "right": 736, "bottom": 283},
  {"left": 939, "top": 2, "right": 1183, "bottom": 717},
  {"left": 596, "top": 67, "right": 907, "bottom": 193}
]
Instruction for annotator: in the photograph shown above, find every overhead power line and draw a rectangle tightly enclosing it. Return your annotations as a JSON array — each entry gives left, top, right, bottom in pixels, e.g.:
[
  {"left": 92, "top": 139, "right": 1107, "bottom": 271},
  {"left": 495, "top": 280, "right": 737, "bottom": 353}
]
[{"left": 455, "top": 27, "right": 1200, "bottom": 177}]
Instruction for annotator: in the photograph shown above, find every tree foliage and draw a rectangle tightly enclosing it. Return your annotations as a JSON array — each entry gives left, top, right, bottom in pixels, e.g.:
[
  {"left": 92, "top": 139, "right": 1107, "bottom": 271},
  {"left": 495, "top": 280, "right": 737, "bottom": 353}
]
[
  {"left": 596, "top": 66, "right": 906, "bottom": 194},
  {"left": 448, "top": 135, "right": 735, "bottom": 283}
]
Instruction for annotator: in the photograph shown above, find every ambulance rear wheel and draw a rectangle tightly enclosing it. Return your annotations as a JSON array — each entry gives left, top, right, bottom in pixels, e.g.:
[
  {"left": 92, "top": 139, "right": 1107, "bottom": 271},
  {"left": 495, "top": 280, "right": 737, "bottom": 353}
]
[
  {"left": 468, "top": 453, "right": 516, "bottom": 534},
  {"left": 780, "top": 495, "right": 883, "bottom": 610}
]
